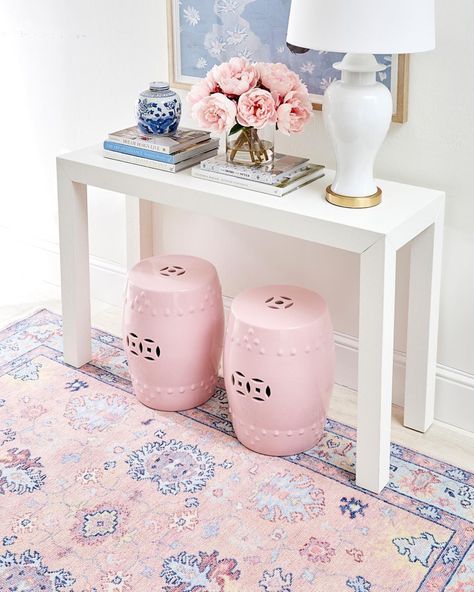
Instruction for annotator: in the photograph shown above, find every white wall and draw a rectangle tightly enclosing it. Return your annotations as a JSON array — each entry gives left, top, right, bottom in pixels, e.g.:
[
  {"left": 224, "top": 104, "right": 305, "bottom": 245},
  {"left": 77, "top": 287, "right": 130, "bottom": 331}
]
[
  {"left": 1, "top": 0, "right": 473, "bottom": 431},
  {"left": 0, "top": 0, "right": 162, "bottom": 270}
]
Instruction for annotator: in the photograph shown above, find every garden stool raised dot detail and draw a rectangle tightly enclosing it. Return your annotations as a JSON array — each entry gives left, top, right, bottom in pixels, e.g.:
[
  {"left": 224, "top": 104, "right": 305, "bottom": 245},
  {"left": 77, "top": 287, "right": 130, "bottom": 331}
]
[
  {"left": 224, "top": 285, "right": 335, "bottom": 456},
  {"left": 123, "top": 255, "right": 224, "bottom": 411}
]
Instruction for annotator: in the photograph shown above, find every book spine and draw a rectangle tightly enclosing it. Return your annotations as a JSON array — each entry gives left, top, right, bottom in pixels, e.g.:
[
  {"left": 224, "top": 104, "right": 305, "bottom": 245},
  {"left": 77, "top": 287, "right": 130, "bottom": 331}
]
[
  {"left": 104, "top": 149, "right": 218, "bottom": 172},
  {"left": 107, "top": 132, "right": 211, "bottom": 154},
  {"left": 103, "top": 150, "right": 179, "bottom": 172},
  {"left": 199, "top": 160, "right": 309, "bottom": 185},
  {"left": 108, "top": 136, "right": 171, "bottom": 154},
  {"left": 104, "top": 141, "right": 174, "bottom": 162},
  {"left": 192, "top": 167, "right": 285, "bottom": 197},
  {"left": 200, "top": 161, "right": 277, "bottom": 184}
]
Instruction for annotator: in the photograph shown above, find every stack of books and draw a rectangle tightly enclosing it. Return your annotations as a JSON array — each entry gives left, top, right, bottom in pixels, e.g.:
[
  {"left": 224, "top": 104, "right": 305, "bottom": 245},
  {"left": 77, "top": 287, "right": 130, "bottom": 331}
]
[
  {"left": 103, "top": 126, "right": 219, "bottom": 172},
  {"left": 191, "top": 154, "right": 324, "bottom": 197}
]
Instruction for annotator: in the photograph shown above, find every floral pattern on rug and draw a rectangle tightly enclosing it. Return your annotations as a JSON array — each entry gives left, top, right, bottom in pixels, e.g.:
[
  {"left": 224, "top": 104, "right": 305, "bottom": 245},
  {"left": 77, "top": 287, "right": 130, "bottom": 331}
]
[
  {"left": 0, "top": 549, "right": 75, "bottom": 591},
  {"left": 126, "top": 439, "right": 215, "bottom": 495},
  {"left": 0, "top": 310, "right": 472, "bottom": 591},
  {"left": 0, "top": 447, "right": 46, "bottom": 495},
  {"left": 251, "top": 471, "right": 325, "bottom": 522}
]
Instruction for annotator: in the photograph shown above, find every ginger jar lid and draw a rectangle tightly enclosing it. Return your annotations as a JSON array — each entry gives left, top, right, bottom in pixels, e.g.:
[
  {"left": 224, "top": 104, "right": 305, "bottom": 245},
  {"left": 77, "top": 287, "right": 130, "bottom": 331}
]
[
  {"left": 139, "top": 81, "right": 175, "bottom": 99},
  {"left": 149, "top": 81, "right": 170, "bottom": 91}
]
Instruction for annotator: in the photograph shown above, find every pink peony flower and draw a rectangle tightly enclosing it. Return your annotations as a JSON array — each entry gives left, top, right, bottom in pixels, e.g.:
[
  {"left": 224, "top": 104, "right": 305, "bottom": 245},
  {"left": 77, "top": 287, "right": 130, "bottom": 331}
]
[
  {"left": 187, "top": 79, "right": 212, "bottom": 106},
  {"left": 258, "top": 62, "right": 301, "bottom": 105},
  {"left": 277, "top": 90, "right": 312, "bottom": 135},
  {"left": 293, "top": 79, "right": 310, "bottom": 95},
  {"left": 192, "top": 93, "right": 237, "bottom": 132},
  {"left": 213, "top": 57, "right": 259, "bottom": 96},
  {"left": 237, "top": 88, "right": 277, "bottom": 129},
  {"left": 187, "top": 69, "right": 219, "bottom": 106}
]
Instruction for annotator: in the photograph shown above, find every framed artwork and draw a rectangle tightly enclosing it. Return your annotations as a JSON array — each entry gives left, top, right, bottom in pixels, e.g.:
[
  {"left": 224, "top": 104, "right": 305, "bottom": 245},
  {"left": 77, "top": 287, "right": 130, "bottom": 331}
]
[{"left": 167, "top": 0, "right": 409, "bottom": 123}]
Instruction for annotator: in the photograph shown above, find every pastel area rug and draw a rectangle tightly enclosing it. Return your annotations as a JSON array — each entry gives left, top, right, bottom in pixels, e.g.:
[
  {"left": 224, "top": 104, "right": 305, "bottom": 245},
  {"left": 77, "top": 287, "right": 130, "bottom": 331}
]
[{"left": 0, "top": 310, "right": 473, "bottom": 592}]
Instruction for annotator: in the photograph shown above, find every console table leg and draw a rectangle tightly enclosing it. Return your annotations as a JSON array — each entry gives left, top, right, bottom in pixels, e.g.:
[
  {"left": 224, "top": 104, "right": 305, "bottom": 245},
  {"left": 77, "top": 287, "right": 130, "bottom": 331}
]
[
  {"left": 125, "top": 196, "right": 153, "bottom": 270},
  {"left": 57, "top": 163, "right": 91, "bottom": 367},
  {"left": 356, "top": 238, "right": 396, "bottom": 493},
  {"left": 404, "top": 212, "right": 444, "bottom": 432}
]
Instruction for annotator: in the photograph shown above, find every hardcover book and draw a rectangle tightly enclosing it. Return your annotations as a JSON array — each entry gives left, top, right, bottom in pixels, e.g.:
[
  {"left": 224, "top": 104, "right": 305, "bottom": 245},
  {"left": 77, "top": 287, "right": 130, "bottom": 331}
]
[
  {"left": 103, "top": 138, "right": 219, "bottom": 164},
  {"left": 200, "top": 153, "right": 310, "bottom": 185},
  {"left": 108, "top": 126, "right": 211, "bottom": 154},
  {"left": 103, "top": 148, "right": 218, "bottom": 173},
  {"left": 192, "top": 164, "right": 324, "bottom": 197}
]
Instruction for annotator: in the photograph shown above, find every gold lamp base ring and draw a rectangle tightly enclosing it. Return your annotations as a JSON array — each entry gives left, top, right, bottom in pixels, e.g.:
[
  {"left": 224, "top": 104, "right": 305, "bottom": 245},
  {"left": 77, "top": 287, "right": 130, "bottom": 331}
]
[{"left": 326, "top": 185, "right": 382, "bottom": 209}]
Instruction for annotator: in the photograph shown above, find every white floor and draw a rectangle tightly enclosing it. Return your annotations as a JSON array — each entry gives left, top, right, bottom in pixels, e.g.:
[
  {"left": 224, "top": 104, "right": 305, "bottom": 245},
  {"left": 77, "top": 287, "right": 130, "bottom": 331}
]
[{"left": 1, "top": 278, "right": 473, "bottom": 473}]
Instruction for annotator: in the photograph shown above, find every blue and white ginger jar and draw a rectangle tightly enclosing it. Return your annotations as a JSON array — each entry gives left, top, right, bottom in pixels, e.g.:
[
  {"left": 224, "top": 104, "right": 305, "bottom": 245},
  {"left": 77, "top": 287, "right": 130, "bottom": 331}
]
[{"left": 136, "top": 82, "right": 182, "bottom": 135}]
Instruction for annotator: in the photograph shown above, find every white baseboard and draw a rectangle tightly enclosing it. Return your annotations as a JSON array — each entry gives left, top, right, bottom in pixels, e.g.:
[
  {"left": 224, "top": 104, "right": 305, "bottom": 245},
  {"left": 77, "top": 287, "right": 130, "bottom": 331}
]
[
  {"left": 3, "top": 230, "right": 473, "bottom": 433},
  {"left": 335, "top": 331, "right": 474, "bottom": 433}
]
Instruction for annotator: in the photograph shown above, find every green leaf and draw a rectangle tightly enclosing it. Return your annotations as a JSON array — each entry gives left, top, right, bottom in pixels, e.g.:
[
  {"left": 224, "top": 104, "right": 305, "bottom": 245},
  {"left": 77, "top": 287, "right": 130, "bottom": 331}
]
[{"left": 229, "top": 123, "right": 244, "bottom": 136}]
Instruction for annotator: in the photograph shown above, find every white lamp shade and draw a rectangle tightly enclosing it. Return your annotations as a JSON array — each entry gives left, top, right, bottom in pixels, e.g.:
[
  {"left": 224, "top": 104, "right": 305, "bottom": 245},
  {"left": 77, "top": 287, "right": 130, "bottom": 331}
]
[{"left": 287, "top": 0, "right": 435, "bottom": 54}]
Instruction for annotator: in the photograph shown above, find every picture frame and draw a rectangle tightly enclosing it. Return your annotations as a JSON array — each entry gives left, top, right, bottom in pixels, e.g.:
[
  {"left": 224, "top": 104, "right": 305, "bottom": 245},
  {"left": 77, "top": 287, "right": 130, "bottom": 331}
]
[{"left": 167, "top": 0, "right": 409, "bottom": 124}]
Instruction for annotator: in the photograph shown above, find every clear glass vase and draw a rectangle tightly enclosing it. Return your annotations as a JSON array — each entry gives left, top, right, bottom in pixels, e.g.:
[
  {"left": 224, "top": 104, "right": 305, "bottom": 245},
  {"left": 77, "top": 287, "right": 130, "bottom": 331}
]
[{"left": 226, "top": 125, "right": 275, "bottom": 168}]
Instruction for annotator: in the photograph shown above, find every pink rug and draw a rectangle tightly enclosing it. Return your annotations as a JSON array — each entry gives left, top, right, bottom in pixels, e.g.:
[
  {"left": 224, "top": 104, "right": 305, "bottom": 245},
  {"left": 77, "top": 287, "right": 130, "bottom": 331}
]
[{"left": 0, "top": 310, "right": 472, "bottom": 591}]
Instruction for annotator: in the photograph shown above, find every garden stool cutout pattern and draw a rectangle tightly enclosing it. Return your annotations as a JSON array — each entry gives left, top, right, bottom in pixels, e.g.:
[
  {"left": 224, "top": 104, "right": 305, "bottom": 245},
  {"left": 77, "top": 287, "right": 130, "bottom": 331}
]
[
  {"left": 224, "top": 285, "right": 335, "bottom": 456},
  {"left": 123, "top": 255, "right": 224, "bottom": 411}
]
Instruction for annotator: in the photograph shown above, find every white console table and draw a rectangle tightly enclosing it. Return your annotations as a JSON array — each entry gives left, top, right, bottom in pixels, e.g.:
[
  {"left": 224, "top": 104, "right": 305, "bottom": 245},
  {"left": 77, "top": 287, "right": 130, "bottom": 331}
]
[{"left": 57, "top": 145, "right": 445, "bottom": 493}]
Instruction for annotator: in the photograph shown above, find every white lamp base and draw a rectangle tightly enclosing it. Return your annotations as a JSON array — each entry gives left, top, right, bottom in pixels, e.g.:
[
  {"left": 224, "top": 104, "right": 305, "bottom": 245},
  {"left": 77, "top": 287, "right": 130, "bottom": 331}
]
[{"left": 323, "top": 53, "right": 393, "bottom": 208}]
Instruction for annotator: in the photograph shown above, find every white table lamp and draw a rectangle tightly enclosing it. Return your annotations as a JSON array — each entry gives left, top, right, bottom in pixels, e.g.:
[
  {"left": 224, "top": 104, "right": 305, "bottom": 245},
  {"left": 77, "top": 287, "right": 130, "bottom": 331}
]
[{"left": 287, "top": 0, "right": 435, "bottom": 208}]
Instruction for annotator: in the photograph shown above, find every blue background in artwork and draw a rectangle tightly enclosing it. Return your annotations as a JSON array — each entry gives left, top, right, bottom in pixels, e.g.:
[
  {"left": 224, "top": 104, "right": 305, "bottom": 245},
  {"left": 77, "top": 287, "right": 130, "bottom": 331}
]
[{"left": 177, "top": 0, "right": 392, "bottom": 95}]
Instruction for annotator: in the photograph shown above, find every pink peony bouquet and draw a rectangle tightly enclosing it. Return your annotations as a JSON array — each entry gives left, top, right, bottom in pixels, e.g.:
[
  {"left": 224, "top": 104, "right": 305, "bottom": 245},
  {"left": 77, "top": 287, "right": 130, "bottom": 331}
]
[
  {"left": 189, "top": 57, "right": 312, "bottom": 135},
  {"left": 189, "top": 58, "right": 312, "bottom": 165}
]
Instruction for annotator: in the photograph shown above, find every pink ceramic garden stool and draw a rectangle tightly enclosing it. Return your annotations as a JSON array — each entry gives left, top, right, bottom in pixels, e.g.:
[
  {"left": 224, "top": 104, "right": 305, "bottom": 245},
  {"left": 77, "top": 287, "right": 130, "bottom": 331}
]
[
  {"left": 123, "top": 255, "right": 224, "bottom": 411},
  {"left": 224, "top": 285, "right": 335, "bottom": 456}
]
